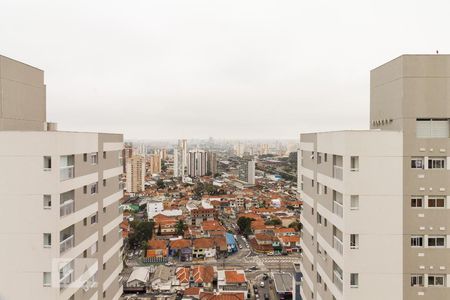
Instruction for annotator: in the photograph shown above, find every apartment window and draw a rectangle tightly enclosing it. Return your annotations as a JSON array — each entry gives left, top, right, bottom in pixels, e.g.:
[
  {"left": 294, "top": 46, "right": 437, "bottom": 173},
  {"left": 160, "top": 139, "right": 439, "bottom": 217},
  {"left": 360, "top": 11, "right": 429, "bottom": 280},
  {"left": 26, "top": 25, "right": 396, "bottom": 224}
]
[
  {"left": 411, "top": 274, "right": 424, "bottom": 287},
  {"left": 324, "top": 218, "right": 327, "bottom": 227},
  {"left": 83, "top": 217, "right": 87, "bottom": 226},
  {"left": 350, "top": 156, "right": 359, "bottom": 171},
  {"left": 103, "top": 151, "right": 106, "bottom": 159},
  {"left": 43, "top": 156, "right": 52, "bottom": 171},
  {"left": 103, "top": 291, "right": 106, "bottom": 298},
  {"left": 410, "top": 236, "right": 423, "bottom": 247},
  {"left": 350, "top": 234, "right": 359, "bottom": 249},
  {"left": 43, "top": 233, "right": 52, "bottom": 248},
  {"left": 60, "top": 155, "right": 74, "bottom": 180},
  {"left": 103, "top": 207, "right": 106, "bottom": 213},
  {"left": 428, "top": 196, "right": 445, "bottom": 208},
  {"left": 103, "top": 263, "right": 106, "bottom": 270},
  {"left": 324, "top": 153, "right": 327, "bottom": 162},
  {"left": 311, "top": 208, "right": 314, "bottom": 215},
  {"left": 83, "top": 250, "right": 87, "bottom": 258},
  {"left": 311, "top": 151, "right": 315, "bottom": 160},
  {"left": 416, "top": 118, "right": 449, "bottom": 138},
  {"left": 428, "top": 275, "right": 445, "bottom": 287},
  {"left": 411, "top": 196, "right": 424, "bottom": 208},
  {"left": 317, "top": 153, "right": 322, "bottom": 164},
  {"left": 324, "top": 282, "right": 327, "bottom": 291},
  {"left": 428, "top": 236, "right": 445, "bottom": 248},
  {"left": 317, "top": 273, "right": 322, "bottom": 284},
  {"left": 103, "top": 235, "right": 106, "bottom": 242},
  {"left": 43, "top": 195, "right": 51, "bottom": 209},
  {"left": 83, "top": 185, "right": 87, "bottom": 194},
  {"left": 43, "top": 272, "right": 51, "bottom": 287},
  {"left": 90, "top": 152, "right": 98, "bottom": 165},
  {"left": 312, "top": 179, "right": 314, "bottom": 187},
  {"left": 350, "top": 273, "right": 359, "bottom": 288},
  {"left": 345, "top": 196, "right": 357, "bottom": 212},
  {"left": 411, "top": 157, "right": 424, "bottom": 169},
  {"left": 90, "top": 182, "right": 98, "bottom": 195},
  {"left": 90, "top": 213, "right": 98, "bottom": 225},
  {"left": 428, "top": 157, "right": 445, "bottom": 169},
  {"left": 317, "top": 213, "right": 322, "bottom": 225},
  {"left": 324, "top": 186, "right": 328, "bottom": 194},
  {"left": 103, "top": 179, "right": 106, "bottom": 187}
]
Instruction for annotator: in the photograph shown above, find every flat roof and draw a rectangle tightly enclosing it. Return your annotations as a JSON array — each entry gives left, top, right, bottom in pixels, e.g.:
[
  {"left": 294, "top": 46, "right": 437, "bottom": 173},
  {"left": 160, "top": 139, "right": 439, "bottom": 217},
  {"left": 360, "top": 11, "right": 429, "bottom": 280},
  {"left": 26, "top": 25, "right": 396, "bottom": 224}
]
[{"left": 273, "top": 272, "right": 293, "bottom": 293}]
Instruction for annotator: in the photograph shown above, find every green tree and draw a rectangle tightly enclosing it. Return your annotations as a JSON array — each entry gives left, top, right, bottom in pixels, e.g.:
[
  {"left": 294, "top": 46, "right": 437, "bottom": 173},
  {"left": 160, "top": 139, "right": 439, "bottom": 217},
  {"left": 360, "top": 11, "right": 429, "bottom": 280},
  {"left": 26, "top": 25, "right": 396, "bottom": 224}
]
[
  {"left": 128, "top": 220, "right": 154, "bottom": 249},
  {"left": 156, "top": 179, "right": 165, "bottom": 189},
  {"left": 157, "top": 224, "right": 162, "bottom": 236},
  {"left": 194, "top": 182, "right": 205, "bottom": 197},
  {"left": 288, "top": 221, "right": 301, "bottom": 231},
  {"left": 265, "top": 218, "right": 282, "bottom": 226},
  {"left": 237, "top": 217, "right": 254, "bottom": 237},
  {"left": 175, "top": 220, "right": 187, "bottom": 235}
]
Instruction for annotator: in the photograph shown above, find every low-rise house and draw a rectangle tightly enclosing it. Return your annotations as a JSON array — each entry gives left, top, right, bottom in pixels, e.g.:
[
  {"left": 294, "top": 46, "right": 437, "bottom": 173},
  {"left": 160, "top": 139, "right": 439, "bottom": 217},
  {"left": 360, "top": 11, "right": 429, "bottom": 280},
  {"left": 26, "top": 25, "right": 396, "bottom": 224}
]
[
  {"left": 192, "top": 265, "right": 215, "bottom": 290},
  {"left": 217, "top": 270, "right": 248, "bottom": 299},
  {"left": 200, "top": 292, "right": 244, "bottom": 300},
  {"left": 274, "top": 227, "right": 296, "bottom": 237},
  {"left": 154, "top": 214, "right": 178, "bottom": 235},
  {"left": 193, "top": 238, "right": 216, "bottom": 259},
  {"left": 279, "top": 235, "right": 301, "bottom": 252},
  {"left": 150, "top": 265, "right": 172, "bottom": 291},
  {"left": 176, "top": 267, "right": 190, "bottom": 288},
  {"left": 124, "top": 267, "right": 149, "bottom": 293},
  {"left": 190, "top": 207, "right": 218, "bottom": 226},
  {"left": 147, "top": 239, "right": 168, "bottom": 258},
  {"left": 170, "top": 239, "right": 192, "bottom": 261},
  {"left": 225, "top": 232, "right": 238, "bottom": 253},
  {"left": 183, "top": 287, "right": 202, "bottom": 299}
]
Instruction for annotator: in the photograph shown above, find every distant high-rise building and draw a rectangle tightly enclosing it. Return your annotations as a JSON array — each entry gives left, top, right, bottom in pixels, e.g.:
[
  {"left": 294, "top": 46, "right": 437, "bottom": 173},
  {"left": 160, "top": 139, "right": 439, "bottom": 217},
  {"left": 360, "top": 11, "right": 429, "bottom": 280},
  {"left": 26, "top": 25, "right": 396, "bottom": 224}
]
[
  {"left": 239, "top": 159, "right": 255, "bottom": 185},
  {"left": 234, "top": 142, "right": 244, "bottom": 157},
  {"left": 188, "top": 149, "right": 208, "bottom": 177},
  {"left": 298, "top": 55, "right": 450, "bottom": 300},
  {"left": 207, "top": 151, "right": 218, "bottom": 175},
  {"left": 174, "top": 139, "right": 188, "bottom": 177},
  {"left": 148, "top": 154, "right": 161, "bottom": 174},
  {"left": 126, "top": 155, "right": 145, "bottom": 193},
  {"left": 0, "top": 55, "right": 124, "bottom": 300}
]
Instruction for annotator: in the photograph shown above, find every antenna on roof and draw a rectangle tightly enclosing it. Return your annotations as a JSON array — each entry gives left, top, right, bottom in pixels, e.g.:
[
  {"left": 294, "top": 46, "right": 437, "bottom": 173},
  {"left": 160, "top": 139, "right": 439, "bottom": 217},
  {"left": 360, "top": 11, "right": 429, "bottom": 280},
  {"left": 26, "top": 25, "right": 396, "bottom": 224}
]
[{"left": 436, "top": 50, "right": 439, "bottom": 54}]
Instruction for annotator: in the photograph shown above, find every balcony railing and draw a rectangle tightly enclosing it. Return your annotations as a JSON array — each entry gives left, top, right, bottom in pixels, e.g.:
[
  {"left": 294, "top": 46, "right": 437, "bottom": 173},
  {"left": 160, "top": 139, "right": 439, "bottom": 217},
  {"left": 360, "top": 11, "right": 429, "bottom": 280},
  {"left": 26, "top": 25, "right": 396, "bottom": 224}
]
[
  {"left": 333, "top": 236, "right": 343, "bottom": 255},
  {"left": 60, "top": 200, "right": 74, "bottom": 217},
  {"left": 60, "top": 166, "right": 74, "bottom": 181},
  {"left": 333, "top": 201, "right": 343, "bottom": 218},
  {"left": 333, "top": 165, "right": 343, "bottom": 180},
  {"left": 60, "top": 235, "right": 74, "bottom": 254},
  {"left": 333, "top": 270, "right": 343, "bottom": 292},
  {"left": 60, "top": 268, "right": 74, "bottom": 290}
]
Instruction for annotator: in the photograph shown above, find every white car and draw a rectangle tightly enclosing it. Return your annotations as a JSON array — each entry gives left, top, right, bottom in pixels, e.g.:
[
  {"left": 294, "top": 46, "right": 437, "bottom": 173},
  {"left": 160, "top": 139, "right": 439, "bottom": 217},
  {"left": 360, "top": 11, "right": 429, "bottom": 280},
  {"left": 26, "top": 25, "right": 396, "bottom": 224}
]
[
  {"left": 165, "top": 262, "right": 174, "bottom": 266},
  {"left": 260, "top": 281, "right": 265, "bottom": 288}
]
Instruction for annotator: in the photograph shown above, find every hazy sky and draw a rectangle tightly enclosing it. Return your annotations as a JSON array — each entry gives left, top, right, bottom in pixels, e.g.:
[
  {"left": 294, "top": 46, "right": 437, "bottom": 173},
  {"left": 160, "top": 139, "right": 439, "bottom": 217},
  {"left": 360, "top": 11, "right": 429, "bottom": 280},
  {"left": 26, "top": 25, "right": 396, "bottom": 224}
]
[{"left": 0, "top": 0, "right": 448, "bottom": 139}]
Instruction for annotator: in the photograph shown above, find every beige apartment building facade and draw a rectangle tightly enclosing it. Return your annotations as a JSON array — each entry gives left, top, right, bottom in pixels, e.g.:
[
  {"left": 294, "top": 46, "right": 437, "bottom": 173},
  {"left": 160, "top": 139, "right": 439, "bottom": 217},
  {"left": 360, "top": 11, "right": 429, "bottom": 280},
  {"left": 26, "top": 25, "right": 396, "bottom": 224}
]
[
  {"left": 0, "top": 55, "right": 124, "bottom": 300},
  {"left": 298, "top": 55, "right": 450, "bottom": 300},
  {"left": 125, "top": 155, "right": 145, "bottom": 193}
]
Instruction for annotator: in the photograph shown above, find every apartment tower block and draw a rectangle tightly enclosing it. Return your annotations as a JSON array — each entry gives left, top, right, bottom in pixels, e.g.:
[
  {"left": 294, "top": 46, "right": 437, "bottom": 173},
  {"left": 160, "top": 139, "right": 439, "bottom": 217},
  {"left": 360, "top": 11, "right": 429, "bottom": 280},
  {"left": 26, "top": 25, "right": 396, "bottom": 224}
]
[
  {"left": 298, "top": 55, "right": 450, "bottom": 300},
  {"left": 0, "top": 55, "right": 124, "bottom": 300}
]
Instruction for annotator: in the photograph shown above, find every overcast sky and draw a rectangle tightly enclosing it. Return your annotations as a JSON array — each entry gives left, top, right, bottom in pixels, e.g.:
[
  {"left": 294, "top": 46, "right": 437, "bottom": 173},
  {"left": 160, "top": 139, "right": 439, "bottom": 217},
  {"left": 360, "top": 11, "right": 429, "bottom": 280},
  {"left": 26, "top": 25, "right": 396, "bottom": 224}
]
[{"left": 0, "top": 0, "right": 448, "bottom": 139}]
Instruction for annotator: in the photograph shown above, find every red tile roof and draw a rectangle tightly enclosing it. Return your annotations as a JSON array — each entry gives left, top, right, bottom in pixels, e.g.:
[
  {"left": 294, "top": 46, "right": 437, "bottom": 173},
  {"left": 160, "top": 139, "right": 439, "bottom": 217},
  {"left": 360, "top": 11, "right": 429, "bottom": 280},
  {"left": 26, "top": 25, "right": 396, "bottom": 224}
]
[
  {"left": 192, "top": 265, "right": 215, "bottom": 284},
  {"left": 170, "top": 239, "right": 192, "bottom": 249},
  {"left": 193, "top": 238, "right": 215, "bottom": 249},
  {"left": 176, "top": 267, "right": 190, "bottom": 284},
  {"left": 200, "top": 292, "right": 244, "bottom": 300},
  {"left": 224, "top": 270, "right": 246, "bottom": 284}
]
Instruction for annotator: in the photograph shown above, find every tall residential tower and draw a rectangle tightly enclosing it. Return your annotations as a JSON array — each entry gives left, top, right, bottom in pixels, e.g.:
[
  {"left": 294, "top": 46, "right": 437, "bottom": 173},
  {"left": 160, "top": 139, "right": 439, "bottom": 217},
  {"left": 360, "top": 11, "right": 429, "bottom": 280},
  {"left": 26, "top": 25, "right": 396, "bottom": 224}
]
[
  {"left": 298, "top": 55, "right": 450, "bottom": 300},
  {"left": 0, "top": 55, "right": 124, "bottom": 300}
]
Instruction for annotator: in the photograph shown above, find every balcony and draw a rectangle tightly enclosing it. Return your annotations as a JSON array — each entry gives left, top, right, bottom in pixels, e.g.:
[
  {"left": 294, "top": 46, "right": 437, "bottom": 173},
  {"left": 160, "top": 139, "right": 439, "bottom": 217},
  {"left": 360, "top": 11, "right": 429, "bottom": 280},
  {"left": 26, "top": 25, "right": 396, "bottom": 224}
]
[
  {"left": 59, "top": 263, "right": 74, "bottom": 290},
  {"left": 333, "top": 236, "right": 343, "bottom": 255},
  {"left": 333, "top": 165, "right": 343, "bottom": 180},
  {"left": 60, "top": 166, "right": 74, "bottom": 181},
  {"left": 333, "top": 201, "right": 343, "bottom": 218},
  {"left": 60, "top": 200, "right": 74, "bottom": 217},
  {"left": 60, "top": 235, "right": 74, "bottom": 254},
  {"left": 333, "top": 270, "right": 343, "bottom": 292}
]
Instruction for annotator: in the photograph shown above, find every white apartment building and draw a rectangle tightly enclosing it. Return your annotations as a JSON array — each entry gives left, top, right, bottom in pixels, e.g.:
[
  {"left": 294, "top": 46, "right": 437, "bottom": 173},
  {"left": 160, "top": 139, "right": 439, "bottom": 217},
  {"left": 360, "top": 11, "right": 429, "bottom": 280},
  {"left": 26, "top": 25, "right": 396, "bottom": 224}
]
[
  {"left": 0, "top": 55, "right": 124, "bottom": 300},
  {"left": 173, "top": 139, "right": 187, "bottom": 178},
  {"left": 298, "top": 55, "right": 450, "bottom": 300}
]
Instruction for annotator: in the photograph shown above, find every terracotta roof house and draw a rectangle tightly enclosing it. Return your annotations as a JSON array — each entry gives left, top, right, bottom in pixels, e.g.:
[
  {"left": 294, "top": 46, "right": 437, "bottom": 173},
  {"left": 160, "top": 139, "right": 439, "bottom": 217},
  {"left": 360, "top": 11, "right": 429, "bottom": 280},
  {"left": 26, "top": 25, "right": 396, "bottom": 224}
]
[
  {"left": 192, "top": 265, "right": 216, "bottom": 289},
  {"left": 217, "top": 270, "right": 248, "bottom": 299},
  {"left": 146, "top": 239, "right": 168, "bottom": 258},
  {"left": 193, "top": 238, "right": 216, "bottom": 259}
]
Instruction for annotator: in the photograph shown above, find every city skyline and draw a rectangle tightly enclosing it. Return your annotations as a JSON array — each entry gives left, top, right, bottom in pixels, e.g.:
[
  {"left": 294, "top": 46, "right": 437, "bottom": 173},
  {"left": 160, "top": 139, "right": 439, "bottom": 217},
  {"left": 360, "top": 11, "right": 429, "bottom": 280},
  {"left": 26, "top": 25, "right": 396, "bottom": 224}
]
[{"left": 2, "top": 0, "right": 450, "bottom": 139}]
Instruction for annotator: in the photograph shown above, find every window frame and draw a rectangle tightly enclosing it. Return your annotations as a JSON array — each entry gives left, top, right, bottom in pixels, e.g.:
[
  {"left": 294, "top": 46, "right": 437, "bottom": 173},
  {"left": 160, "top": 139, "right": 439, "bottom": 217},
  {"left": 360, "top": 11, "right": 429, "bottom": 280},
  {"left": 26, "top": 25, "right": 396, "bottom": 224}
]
[{"left": 410, "top": 235, "right": 424, "bottom": 247}]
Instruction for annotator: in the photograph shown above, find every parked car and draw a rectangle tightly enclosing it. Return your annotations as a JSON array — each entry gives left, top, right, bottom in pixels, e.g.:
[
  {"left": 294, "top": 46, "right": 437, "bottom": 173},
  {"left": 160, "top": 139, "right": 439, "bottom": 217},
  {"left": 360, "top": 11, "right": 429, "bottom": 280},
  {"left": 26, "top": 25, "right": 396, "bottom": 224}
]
[
  {"left": 264, "top": 294, "right": 269, "bottom": 300},
  {"left": 260, "top": 281, "right": 265, "bottom": 288}
]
